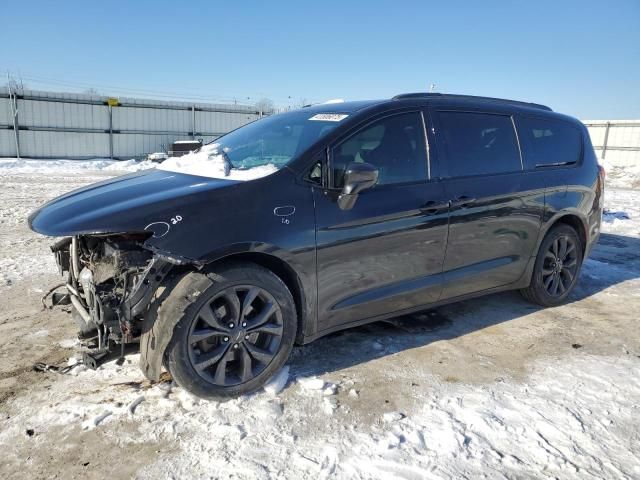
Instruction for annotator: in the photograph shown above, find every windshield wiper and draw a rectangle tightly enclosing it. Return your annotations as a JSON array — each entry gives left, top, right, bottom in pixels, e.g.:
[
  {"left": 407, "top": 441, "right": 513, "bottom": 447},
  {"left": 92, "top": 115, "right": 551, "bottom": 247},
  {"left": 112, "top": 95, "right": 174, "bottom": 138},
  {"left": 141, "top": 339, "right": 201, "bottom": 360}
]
[{"left": 220, "top": 150, "right": 233, "bottom": 176}]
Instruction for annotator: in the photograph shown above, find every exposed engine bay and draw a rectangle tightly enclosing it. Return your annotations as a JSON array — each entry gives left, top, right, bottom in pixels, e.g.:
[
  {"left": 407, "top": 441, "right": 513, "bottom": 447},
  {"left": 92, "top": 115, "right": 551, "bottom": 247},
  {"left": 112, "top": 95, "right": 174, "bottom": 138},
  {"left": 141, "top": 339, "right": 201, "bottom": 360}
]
[{"left": 49, "top": 234, "right": 173, "bottom": 368}]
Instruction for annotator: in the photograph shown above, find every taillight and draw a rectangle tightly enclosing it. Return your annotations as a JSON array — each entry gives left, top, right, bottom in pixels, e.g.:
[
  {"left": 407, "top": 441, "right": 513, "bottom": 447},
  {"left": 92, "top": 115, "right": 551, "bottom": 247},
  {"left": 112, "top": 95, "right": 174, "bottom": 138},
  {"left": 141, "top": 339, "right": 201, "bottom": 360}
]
[{"left": 598, "top": 164, "right": 606, "bottom": 180}]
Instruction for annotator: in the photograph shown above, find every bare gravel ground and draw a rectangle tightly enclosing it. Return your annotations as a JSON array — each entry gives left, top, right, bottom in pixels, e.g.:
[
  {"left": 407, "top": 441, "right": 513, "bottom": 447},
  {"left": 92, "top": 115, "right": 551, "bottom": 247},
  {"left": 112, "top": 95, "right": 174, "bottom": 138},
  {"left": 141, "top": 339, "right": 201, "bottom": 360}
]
[{"left": 0, "top": 168, "right": 639, "bottom": 479}]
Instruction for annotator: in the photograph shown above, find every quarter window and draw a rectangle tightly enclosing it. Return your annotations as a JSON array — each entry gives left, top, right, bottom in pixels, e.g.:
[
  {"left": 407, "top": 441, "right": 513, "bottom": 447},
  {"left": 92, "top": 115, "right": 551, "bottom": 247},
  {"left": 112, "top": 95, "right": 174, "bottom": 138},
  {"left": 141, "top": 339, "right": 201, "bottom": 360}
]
[
  {"left": 331, "top": 112, "right": 428, "bottom": 187},
  {"left": 517, "top": 116, "right": 582, "bottom": 168},
  {"left": 437, "top": 111, "right": 522, "bottom": 177}
]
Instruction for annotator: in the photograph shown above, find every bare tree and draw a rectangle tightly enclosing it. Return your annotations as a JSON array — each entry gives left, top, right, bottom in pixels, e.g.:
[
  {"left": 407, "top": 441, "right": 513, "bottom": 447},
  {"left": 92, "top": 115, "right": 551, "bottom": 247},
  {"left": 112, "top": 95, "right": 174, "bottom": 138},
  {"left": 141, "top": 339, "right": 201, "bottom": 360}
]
[
  {"left": 256, "top": 97, "right": 275, "bottom": 115},
  {"left": 4, "top": 73, "right": 27, "bottom": 93}
]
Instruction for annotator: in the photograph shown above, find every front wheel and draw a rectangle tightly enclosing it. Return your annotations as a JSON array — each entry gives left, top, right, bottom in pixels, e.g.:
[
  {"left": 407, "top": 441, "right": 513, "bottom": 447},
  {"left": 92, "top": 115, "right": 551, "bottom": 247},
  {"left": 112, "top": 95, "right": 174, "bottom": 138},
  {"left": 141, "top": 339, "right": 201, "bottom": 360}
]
[
  {"left": 164, "top": 264, "right": 297, "bottom": 399},
  {"left": 520, "top": 224, "right": 583, "bottom": 307}
]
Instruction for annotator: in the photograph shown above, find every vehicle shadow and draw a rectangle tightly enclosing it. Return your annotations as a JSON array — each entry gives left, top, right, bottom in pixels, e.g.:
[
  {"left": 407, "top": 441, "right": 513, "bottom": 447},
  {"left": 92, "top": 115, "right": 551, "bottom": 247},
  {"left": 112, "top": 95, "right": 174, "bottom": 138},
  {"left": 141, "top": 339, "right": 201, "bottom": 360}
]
[{"left": 288, "top": 232, "right": 640, "bottom": 378}]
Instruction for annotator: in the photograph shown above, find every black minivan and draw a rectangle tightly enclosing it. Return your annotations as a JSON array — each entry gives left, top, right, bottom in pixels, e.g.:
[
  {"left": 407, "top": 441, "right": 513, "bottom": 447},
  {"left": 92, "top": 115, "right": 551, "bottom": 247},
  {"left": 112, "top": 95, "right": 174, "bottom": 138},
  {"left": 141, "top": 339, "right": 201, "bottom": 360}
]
[{"left": 29, "top": 93, "right": 604, "bottom": 398}]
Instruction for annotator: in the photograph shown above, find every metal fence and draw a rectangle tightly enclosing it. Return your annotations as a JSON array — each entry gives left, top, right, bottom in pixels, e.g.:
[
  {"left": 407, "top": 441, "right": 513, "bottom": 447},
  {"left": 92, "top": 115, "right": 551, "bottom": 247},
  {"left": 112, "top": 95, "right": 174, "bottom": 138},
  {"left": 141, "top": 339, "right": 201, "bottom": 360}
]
[
  {"left": 3, "top": 89, "right": 638, "bottom": 165},
  {"left": 584, "top": 120, "right": 640, "bottom": 165},
  {"left": 0, "top": 87, "right": 267, "bottom": 160}
]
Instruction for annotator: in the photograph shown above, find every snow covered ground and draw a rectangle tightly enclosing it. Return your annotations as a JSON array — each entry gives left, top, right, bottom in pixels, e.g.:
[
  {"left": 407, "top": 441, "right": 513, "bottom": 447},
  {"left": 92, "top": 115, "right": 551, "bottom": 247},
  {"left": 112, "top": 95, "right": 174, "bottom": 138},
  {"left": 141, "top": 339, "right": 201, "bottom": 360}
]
[
  {"left": 600, "top": 156, "right": 640, "bottom": 190},
  {"left": 1, "top": 158, "right": 639, "bottom": 479},
  {"left": 0, "top": 157, "right": 157, "bottom": 174}
]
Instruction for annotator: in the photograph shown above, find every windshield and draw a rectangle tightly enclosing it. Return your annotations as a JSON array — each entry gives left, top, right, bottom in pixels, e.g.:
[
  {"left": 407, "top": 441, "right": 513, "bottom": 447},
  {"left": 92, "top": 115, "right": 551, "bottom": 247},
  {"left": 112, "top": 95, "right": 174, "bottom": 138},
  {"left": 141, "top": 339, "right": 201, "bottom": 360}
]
[
  {"left": 211, "top": 110, "right": 347, "bottom": 168},
  {"left": 158, "top": 109, "right": 349, "bottom": 181}
]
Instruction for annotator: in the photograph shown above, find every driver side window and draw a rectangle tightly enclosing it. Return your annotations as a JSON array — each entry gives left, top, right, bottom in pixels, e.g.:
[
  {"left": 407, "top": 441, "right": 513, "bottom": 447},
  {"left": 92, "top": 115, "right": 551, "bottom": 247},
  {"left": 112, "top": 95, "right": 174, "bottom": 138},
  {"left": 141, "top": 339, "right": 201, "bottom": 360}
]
[{"left": 331, "top": 112, "right": 428, "bottom": 188}]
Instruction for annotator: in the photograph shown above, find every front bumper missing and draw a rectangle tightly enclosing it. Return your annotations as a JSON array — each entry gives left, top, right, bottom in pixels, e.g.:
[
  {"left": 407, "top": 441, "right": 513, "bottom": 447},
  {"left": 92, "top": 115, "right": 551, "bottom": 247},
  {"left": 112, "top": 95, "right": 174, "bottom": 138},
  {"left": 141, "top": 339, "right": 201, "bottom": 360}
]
[{"left": 49, "top": 236, "right": 173, "bottom": 369}]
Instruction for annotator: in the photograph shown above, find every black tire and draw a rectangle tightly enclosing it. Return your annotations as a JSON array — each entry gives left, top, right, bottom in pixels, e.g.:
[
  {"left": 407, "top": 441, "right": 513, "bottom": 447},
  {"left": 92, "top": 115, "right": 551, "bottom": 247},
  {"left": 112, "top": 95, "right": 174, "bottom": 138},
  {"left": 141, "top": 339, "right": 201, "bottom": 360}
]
[
  {"left": 520, "top": 224, "right": 583, "bottom": 307},
  {"left": 164, "top": 263, "right": 297, "bottom": 399}
]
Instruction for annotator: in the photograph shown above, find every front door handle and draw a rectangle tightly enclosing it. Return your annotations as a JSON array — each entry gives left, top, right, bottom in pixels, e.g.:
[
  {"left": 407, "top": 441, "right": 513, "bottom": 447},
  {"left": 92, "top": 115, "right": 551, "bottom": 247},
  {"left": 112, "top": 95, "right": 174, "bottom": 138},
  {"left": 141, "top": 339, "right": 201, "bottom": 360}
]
[
  {"left": 450, "top": 196, "right": 476, "bottom": 208},
  {"left": 420, "top": 200, "right": 449, "bottom": 215}
]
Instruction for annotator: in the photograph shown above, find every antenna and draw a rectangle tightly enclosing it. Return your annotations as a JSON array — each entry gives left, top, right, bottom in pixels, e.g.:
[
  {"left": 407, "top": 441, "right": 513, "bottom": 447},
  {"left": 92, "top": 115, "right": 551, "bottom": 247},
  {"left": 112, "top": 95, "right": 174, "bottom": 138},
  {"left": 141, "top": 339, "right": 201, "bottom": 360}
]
[{"left": 429, "top": 83, "right": 437, "bottom": 92}]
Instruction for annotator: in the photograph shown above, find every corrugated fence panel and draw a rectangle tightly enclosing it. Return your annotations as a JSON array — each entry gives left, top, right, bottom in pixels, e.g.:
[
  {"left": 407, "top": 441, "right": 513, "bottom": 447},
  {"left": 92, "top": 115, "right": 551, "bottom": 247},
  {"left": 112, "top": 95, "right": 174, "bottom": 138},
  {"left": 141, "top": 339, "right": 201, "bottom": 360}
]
[
  {"left": 113, "top": 106, "right": 191, "bottom": 133},
  {"left": 19, "top": 131, "right": 110, "bottom": 158},
  {"left": 0, "top": 88, "right": 265, "bottom": 159},
  {"left": 199, "top": 135, "right": 221, "bottom": 145},
  {"left": 0, "top": 130, "right": 17, "bottom": 156},
  {"left": 0, "top": 97, "right": 11, "bottom": 125},
  {"left": 113, "top": 134, "right": 177, "bottom": 158},
  {"left": 20, "top": 99, "right": 109, "bottom": 129},
  {"left": 196, "top": 111, "right": 259, "bottom": 136}
]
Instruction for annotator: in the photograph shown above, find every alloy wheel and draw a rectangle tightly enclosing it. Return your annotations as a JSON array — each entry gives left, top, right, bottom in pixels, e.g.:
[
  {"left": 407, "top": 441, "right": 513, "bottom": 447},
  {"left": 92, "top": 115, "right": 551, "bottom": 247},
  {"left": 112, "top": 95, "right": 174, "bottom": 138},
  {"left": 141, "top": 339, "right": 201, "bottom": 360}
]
[
  {"left": 541, "top": 235, "right": 579, "bottom": 297},
  {"left": 187, "top": 285, "right": 284, "bottom": 386}
]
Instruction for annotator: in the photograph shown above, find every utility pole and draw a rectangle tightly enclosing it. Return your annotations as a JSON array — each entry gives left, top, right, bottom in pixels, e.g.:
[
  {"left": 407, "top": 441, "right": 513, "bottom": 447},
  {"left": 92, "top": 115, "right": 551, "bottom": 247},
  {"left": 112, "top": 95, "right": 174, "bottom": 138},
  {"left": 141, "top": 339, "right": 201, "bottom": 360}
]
[{"left": 7, "top": 72, "right": 21, "bottom": 159}]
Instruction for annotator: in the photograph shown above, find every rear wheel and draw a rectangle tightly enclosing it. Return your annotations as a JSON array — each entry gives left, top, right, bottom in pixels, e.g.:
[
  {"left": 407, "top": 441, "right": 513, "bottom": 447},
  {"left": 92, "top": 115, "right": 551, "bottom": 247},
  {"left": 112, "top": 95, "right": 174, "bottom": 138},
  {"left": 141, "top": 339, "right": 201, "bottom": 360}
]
[
  {"left": 520, "top": 224, "right": 583, "bottom": 307},
  {"left": 164, "top": 264, "right": 296, "bottom": 399}
]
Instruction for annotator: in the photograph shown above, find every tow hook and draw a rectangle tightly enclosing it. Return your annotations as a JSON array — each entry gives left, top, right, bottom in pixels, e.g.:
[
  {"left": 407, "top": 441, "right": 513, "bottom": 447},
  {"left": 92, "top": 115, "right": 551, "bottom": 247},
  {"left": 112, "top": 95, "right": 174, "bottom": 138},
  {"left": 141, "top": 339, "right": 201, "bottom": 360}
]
[{"left": 82, "top": 350, "right": 109, "bottom": 370}]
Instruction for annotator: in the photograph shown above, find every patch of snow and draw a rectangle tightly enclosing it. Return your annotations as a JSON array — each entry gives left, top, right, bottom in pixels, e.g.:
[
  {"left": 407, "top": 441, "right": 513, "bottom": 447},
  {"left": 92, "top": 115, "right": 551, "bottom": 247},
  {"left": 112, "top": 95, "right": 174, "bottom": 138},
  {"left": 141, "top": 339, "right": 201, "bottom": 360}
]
[
  {"left": 147, "top": 152, "right": 168, "bottom": 161},
  {"left": 67, "top": 357, "right": 80, "bottom": 367},
  {"left": 1, "top": 338, "right": 640, "bottom": 478},
  {"left": 31, "top": 329, "right": 49, "bottom": 337},
  {"left": 157, "top": 148, "right": 278, "bottom": 181},
  {"left": 82, "top": 410, "right": 112, "bottom": 430},
  {"left": 382, "top": 411, "right": 405, "bottom": 423},
  {"left": 128, "top": 395, "right": 145, "bottom": 416},
  {"left": 102, "top": 159, "right": 156, "bottom": 172},
  {"left": 322, "top": 384, "right": 337, "bottom": 396},
  {"left": 58, "top": 338, "right": 80, "bottom": 349},
  {"left": 0, "top": 157, "right": 156, "bottom": 174},
  {"left": 322, "top": 397, "right": 337, "bottom": 415},
  {"left": 603, "top": 209, "right": 630, "bottom": 222},
  {"left": 263, "top": 366, "right": 290, "bottom": 395},
  {"left": 600, "top": 156, "right": 640, "bottom": 189},
  {"left": 600, "top": 189, "right": 640, "bottom": 237},
  {"left": 297, "top": 376, "right": 325, "bottom": 390}
]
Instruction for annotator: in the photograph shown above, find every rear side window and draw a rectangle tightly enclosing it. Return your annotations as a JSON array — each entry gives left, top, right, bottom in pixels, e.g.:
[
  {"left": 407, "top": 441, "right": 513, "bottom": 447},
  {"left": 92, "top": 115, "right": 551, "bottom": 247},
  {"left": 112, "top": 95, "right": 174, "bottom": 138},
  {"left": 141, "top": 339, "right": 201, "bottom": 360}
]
[
  {"left": 436, "top": 111, "right": 522, "bottom": 177},
  {"left": 516, "top": 116, "right": 582, "bottom": 168}
]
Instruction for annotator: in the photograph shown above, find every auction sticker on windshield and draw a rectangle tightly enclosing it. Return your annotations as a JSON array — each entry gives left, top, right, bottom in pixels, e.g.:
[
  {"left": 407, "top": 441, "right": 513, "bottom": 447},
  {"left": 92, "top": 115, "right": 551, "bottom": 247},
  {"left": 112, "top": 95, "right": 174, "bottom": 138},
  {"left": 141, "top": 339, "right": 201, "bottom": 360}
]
[{"left": 308, "top": 113, "right": 349, "bottom": 122}]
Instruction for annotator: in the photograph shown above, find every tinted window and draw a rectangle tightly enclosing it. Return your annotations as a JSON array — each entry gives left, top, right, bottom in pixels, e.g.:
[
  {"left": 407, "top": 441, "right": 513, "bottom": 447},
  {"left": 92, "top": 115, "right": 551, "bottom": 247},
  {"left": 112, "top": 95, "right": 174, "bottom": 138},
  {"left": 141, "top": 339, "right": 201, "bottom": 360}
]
[
  {"left": 331, "top": 112, "right": 427, "bottom": 187},
  {"left": 437, "top": 112, "right": 521, "bottom": 177},
  {"left": 517, "top": 116, "right": 582, "bottom": 168}
]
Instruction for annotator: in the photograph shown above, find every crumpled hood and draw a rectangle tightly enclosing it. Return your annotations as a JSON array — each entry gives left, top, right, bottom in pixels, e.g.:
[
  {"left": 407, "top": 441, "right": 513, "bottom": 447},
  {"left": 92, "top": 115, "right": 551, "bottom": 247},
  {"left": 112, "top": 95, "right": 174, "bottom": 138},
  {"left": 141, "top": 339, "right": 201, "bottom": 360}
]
[{"left": 28, "top": 168, "right": 239, "bottom": 237}]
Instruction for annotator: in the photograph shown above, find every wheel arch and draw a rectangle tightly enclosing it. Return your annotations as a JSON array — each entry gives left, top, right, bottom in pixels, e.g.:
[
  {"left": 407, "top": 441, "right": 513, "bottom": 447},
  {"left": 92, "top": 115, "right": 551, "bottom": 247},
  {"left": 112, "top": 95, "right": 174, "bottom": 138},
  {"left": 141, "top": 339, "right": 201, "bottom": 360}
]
[
  {"left": 203, "top": 250, "right": 309, "bottom": 344},
  {"left": 139, "top": 249, "right": 310, "bottom": 383},
  {"left": 518, "top": 211, "right": 589, "bottom": 290},
  {"left": 541, "top": 212, "right": 588, "bottom": 259}
]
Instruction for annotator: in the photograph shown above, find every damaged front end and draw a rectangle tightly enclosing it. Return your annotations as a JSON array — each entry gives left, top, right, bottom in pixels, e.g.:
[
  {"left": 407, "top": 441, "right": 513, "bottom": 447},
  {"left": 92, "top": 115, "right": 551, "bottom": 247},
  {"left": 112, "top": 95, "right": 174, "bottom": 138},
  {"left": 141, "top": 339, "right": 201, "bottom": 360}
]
[{"left": 50, "top": 234, "right": 173, "bottom": 368}]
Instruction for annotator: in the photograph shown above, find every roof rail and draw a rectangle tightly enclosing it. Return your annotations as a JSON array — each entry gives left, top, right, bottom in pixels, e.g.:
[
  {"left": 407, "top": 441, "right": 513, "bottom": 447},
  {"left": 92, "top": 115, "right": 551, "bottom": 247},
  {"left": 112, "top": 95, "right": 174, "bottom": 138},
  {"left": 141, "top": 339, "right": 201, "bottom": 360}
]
[{"left": 392, "top": 92, "right": 552, "bottom": 111}]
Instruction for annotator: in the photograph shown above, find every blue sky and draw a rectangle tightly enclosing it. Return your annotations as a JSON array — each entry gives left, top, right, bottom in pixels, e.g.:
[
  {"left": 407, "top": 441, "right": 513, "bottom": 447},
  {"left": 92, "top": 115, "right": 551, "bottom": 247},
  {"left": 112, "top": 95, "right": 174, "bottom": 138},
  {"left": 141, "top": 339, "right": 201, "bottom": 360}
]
[{"left": 2, "top": 0, "right": 639, "bottom": 118}]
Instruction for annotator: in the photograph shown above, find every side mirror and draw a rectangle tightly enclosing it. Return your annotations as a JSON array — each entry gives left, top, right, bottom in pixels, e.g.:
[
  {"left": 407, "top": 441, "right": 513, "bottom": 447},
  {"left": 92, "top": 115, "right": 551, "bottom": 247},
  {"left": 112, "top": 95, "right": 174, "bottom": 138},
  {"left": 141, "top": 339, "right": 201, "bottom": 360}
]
[{"left": 338, "top": 162, "right": 379, "bottom": 210}]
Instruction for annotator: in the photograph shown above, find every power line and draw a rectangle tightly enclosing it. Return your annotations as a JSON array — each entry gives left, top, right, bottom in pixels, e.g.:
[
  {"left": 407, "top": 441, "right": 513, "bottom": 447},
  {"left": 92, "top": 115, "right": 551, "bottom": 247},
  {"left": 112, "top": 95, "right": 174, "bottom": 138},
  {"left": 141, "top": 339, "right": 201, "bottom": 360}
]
[{"left": 2, "top": 67, "right": 321, "bottom": 107}]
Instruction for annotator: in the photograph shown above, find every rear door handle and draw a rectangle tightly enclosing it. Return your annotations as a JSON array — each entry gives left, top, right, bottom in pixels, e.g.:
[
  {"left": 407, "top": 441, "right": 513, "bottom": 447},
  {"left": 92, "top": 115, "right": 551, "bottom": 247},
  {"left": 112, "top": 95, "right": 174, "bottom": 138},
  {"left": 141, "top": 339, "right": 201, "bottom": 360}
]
[
  {"left": 450, "top": 196, "right": 476, "bottom": 208},
  {"left": 420, "top": 200, "right": 449, "bottom": 215}
]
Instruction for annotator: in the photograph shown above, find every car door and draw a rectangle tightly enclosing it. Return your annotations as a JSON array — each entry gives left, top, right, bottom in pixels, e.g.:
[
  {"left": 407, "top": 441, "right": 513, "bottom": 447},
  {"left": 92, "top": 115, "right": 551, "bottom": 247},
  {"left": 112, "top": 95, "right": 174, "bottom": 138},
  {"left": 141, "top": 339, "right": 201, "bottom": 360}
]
[
  {"left": 430, "top": 108, "right": 545, "bottom": 300},
  {"left": 312, "top": 110, "right": 449, "bottom": 332}
]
